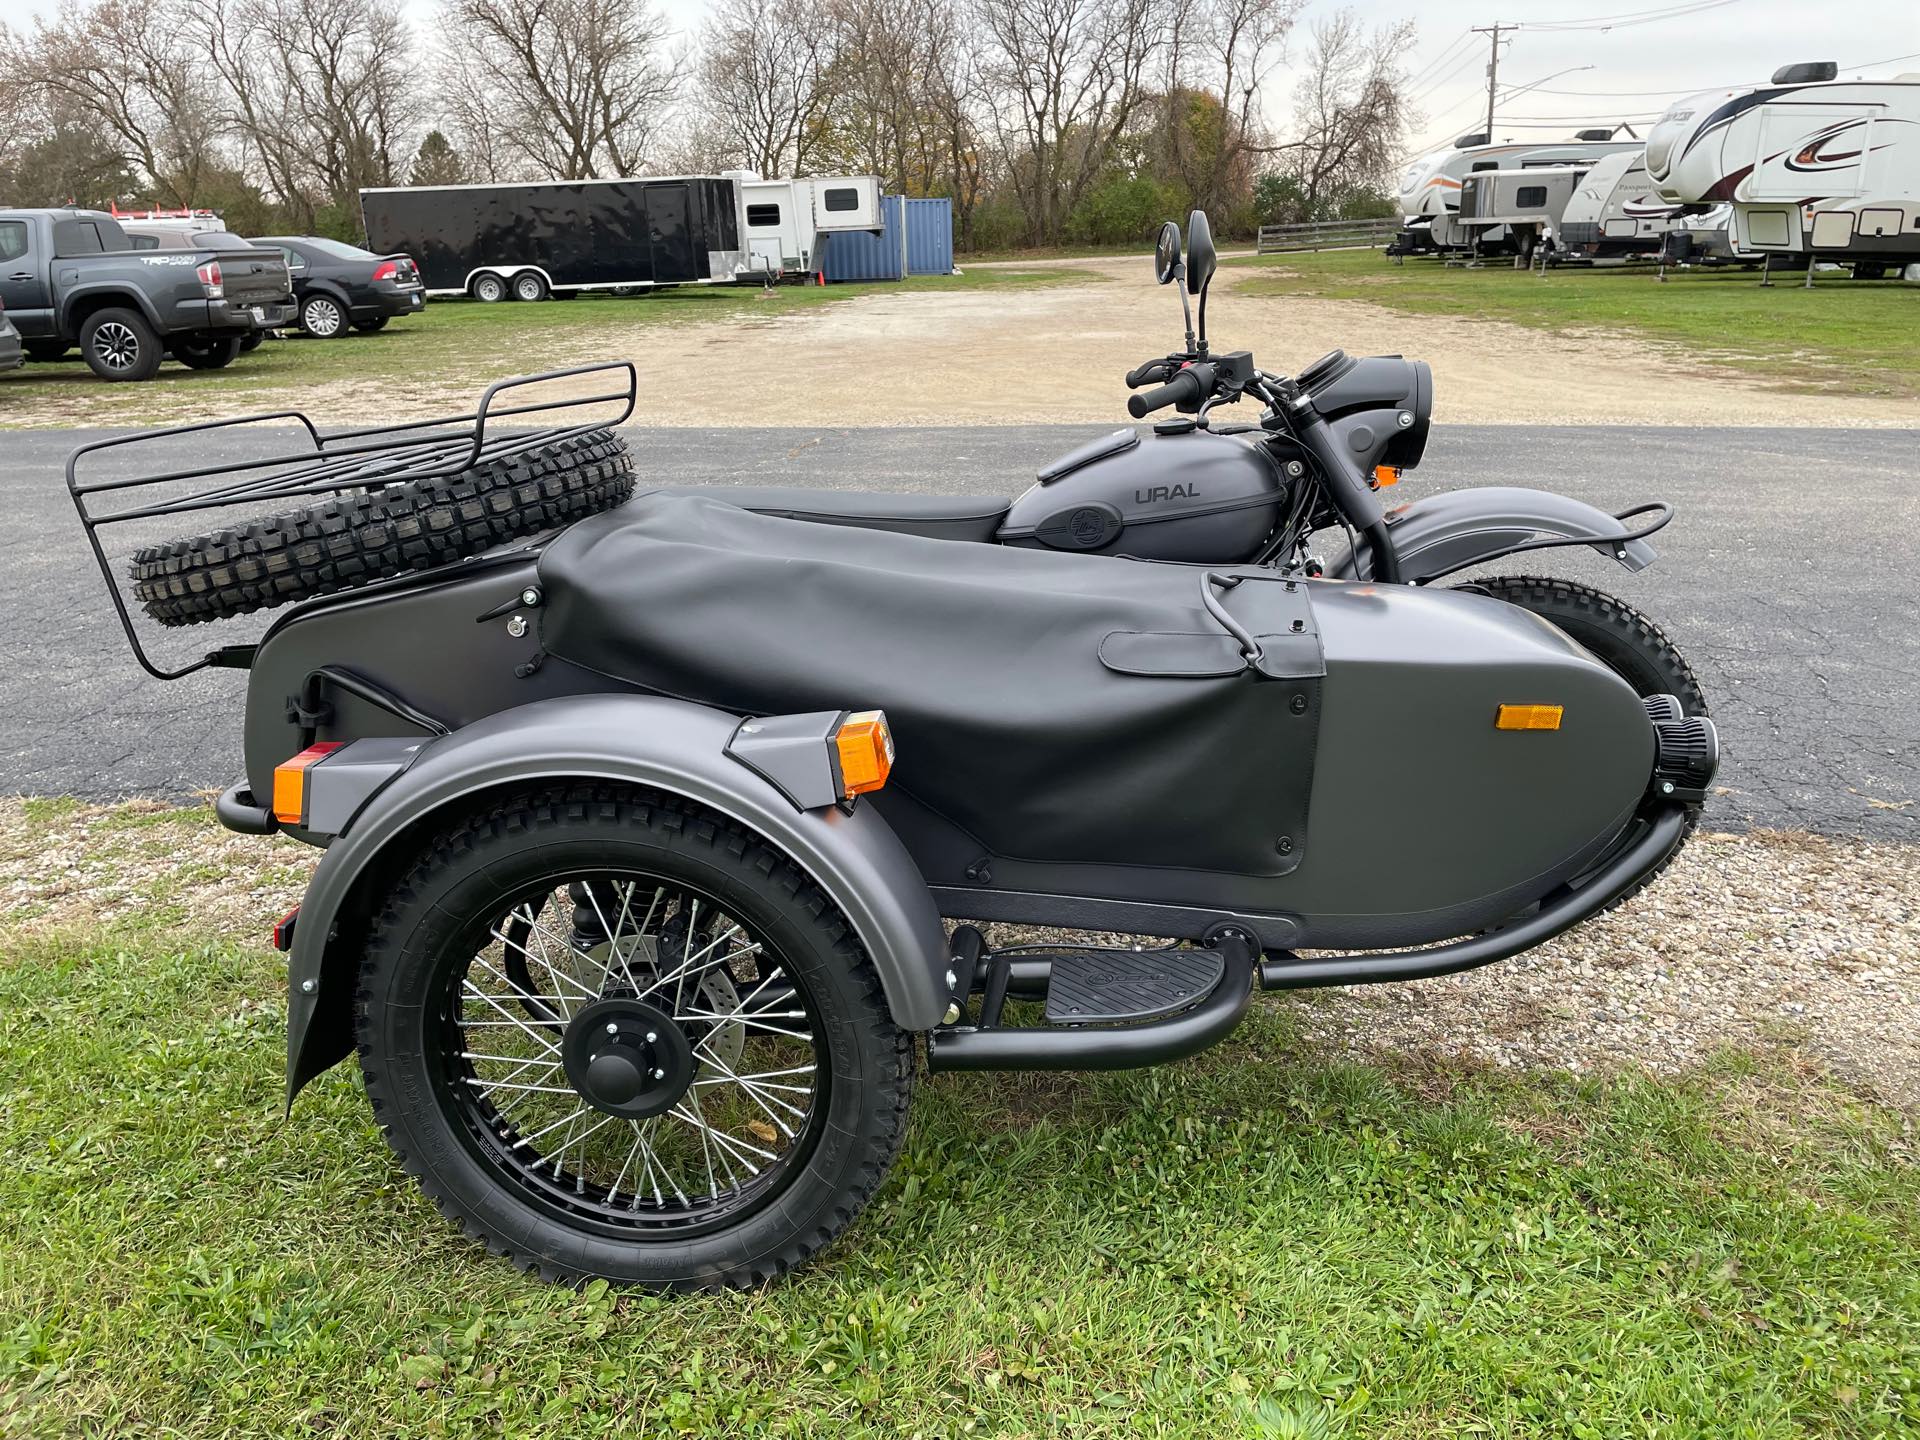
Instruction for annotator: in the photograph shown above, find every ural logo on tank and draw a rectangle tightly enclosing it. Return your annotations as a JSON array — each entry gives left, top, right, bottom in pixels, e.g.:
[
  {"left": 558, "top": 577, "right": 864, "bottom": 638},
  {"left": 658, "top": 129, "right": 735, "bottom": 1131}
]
[{"left": 1136, "top": 483, "right": 1197, "bottom": 503}]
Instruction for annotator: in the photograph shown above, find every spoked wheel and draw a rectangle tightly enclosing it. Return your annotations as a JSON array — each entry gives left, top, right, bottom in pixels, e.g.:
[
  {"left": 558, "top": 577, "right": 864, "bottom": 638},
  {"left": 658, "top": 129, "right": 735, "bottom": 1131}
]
[
  {"left": 356, "top": 788, "right": 912, "bottom": 1289},
  {"left": 1462, "top": 575, "right": 1710, "bottom": 908}
]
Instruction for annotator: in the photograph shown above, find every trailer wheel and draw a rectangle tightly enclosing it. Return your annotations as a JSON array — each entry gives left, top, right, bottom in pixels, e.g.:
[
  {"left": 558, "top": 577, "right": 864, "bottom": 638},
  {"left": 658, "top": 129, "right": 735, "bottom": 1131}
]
[
  {"left": 511, "top": 271, "right": 549, "bottom": 302},
  {"left": 355, "top": 786, "right": 913, "bottom": 1289},
  {"left": 472, "top": 273, "right": 508, "bottom": 303},
  {"left": 1462, "top": 575, "right": 1708, "bottom": 908},
  {"left": 129, "top": 428, "right": 635, "bottom": 626}
]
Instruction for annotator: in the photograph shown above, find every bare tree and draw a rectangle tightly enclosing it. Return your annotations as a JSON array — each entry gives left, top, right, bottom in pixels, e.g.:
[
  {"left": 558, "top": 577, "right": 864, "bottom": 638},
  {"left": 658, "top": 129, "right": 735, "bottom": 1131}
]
[
  {"left": 439, "top": 0, "right": 677, "bottom": 180},
  {"left": 1156, "top": 0, "right": 1302, "bottom": 216},
  {"left": 27, "top": 0, "right": 223, "bottom": 206},
  {"left": 972, "top": 0, "right": 1162, "bottom": 246},
  {"left": 697, "top": 0, "right": 835, "bottom": 177},
  {"left": 1278, "top": 9, "right": 1413, "bottom": 213}
]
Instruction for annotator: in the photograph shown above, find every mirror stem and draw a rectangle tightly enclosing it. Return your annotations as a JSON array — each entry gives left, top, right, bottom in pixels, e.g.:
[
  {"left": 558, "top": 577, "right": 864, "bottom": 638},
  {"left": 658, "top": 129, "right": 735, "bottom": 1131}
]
[
  {"left": 1177, "top": 275, "right": 1196, "bottom": 355},
  {"left": 1195, "top": 286, "right": 1208, "bottom": 356}
]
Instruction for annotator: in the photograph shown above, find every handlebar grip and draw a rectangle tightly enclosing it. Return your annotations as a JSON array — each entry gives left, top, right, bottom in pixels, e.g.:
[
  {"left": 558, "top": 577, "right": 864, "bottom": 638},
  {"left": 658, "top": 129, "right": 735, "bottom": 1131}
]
[
  {"left": 1127, "top": 369, "right": 1202, "bottom": 418},
  {"left": 1125, "top": 359, "right": 1169, "bottom": 388}
]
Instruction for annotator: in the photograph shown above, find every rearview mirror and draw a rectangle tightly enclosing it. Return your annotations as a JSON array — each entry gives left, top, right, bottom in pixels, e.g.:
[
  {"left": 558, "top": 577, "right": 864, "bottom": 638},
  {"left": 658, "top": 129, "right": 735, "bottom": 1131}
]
[
  {"left": 1154, "top": 221, "right": 1182, "bottom": 284},
  {"left": 1185, "top": 210, "right": 1216, "bottom": 296}
]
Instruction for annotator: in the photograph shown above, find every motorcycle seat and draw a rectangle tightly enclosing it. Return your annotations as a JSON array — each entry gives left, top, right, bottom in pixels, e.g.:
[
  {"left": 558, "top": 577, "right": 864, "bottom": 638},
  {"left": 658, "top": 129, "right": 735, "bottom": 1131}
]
[{"left": 650, "top": 486, "right": 1012, "bottom": 544}]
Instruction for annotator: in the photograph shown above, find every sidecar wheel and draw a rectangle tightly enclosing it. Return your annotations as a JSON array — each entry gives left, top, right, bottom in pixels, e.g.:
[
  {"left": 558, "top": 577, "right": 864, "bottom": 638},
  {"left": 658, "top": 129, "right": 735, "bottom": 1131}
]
[
  {"left": 130, "top": 428, "right": 634, "bottom": 626},
  {"left": 1464, "top": 575, "right": 1707, "bottom": 908},
  {"left": 354, "top": 787, "right": 913, "bottom": 1290}
]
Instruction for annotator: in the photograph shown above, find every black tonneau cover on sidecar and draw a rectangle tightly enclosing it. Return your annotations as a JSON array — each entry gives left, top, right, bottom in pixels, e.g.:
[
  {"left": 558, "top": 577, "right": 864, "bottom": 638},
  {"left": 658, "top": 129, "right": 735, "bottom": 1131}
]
[{"left": 538, "top": 494, "right": 1323, "bottom": 877}]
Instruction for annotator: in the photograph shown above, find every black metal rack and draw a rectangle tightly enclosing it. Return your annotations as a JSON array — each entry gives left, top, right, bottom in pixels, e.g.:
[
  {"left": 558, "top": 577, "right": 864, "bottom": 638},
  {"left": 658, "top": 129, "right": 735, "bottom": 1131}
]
[{"left": 67, "top": 361, "right": 638, "bottom": 681}]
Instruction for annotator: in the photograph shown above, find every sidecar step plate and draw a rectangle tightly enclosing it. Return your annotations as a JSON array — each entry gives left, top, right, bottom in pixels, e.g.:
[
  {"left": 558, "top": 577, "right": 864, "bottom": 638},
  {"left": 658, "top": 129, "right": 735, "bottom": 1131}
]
[{"left": 1044, "top": 948, "right": 1226, "bottom": 1025}]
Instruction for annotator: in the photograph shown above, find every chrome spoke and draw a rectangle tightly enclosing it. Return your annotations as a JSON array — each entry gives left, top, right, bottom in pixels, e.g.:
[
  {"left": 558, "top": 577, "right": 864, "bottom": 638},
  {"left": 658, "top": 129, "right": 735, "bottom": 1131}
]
[{"left": 461, "top": 979, "right": 562, "bottom": 1055}]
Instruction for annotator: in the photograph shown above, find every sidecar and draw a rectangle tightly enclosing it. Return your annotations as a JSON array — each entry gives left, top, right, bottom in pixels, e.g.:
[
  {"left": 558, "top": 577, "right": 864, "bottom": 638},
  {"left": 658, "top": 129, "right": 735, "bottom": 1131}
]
[{"left": 71, "top": 366, "right": 1716, "bottom": 1290}]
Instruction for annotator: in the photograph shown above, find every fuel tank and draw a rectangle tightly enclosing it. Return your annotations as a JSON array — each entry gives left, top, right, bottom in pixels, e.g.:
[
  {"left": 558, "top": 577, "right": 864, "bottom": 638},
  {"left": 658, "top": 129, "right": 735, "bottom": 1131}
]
[{"left": 998, "top": 426, "right": 1282, "bottom": 561}]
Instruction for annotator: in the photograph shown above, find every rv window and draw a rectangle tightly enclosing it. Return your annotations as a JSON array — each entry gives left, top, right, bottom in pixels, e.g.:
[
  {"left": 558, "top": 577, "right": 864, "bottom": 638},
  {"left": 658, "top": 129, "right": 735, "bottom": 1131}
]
[
  {"left": 747, "top": 203, "right": 782, "bottom": 227},
  {"left": 822, "top": 188, "right": 860, "bottom": 212},
  {"left": 1516, "top": 186, "right": 1548, "bottom": 208},
  {"left": 1471, "top": 161, "right": 1499, "bottom": 172}
]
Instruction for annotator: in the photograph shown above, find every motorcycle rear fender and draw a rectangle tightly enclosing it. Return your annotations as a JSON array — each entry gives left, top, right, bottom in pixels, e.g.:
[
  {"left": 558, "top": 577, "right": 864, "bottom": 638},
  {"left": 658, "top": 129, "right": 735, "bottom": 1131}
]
[
  {"left": 281, "top": 693, "right": 950, "bottom": 1107},
  {"left": 1330, "top": 485, "right": 1659, "bottom": 582}
]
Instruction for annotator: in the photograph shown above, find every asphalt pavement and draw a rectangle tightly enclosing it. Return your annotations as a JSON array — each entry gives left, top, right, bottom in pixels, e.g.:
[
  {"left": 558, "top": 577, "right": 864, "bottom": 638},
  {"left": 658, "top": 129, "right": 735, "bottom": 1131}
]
[{"left": 2, "top": 423, "right": 1913, "bottom": 841}]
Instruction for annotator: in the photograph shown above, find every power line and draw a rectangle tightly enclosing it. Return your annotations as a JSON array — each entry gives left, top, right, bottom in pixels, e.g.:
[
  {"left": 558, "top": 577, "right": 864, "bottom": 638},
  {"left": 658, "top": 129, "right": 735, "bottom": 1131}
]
[
  {"left": 1402, "top": 30, "right": 1476, "bottom": 89},
  {"left": 1520, "top": 0, "right": 1742, "bottom": 31}
]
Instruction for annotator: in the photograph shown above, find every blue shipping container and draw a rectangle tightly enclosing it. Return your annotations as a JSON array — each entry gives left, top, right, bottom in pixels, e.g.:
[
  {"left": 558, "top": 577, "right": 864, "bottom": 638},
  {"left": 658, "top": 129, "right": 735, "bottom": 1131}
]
[{"left": 820, "top": 195, "right": 954, "bottom": 282}]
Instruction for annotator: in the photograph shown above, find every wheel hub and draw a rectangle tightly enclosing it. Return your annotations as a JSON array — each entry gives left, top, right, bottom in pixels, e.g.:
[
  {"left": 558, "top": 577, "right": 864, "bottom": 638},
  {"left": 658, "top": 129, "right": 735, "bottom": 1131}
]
[{"left": 561, "top": 997, "right": 695, "bottom": 1119}]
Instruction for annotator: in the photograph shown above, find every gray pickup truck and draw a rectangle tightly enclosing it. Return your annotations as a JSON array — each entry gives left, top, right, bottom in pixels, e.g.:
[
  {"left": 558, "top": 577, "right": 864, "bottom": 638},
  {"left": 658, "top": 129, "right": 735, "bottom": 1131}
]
[{"left": 0, "top": 209, "right": 295, "bottom": 380}]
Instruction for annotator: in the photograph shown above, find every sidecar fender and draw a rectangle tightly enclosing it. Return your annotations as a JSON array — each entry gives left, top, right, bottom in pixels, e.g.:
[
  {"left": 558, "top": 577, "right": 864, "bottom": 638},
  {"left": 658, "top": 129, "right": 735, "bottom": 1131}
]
[
  {"left": 1329, "top": 486, "right": 1660, "bottom": 583},
  {"left": 282, "top": 693, "right": 950, "bottom": 1107}
]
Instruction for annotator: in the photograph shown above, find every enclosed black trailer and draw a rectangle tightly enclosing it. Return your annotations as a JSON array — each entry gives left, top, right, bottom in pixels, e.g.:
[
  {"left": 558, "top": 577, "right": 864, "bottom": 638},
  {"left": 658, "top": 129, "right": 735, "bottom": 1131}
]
[{"left": 358, "top": 177, "right": 749, "bottom": 301}]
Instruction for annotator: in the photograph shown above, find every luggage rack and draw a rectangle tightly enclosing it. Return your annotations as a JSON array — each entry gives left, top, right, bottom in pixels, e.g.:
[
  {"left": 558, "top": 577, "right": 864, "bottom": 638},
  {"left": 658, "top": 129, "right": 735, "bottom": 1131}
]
[{"left": 67, "top": 361, "right": 638, "bottom": 682}]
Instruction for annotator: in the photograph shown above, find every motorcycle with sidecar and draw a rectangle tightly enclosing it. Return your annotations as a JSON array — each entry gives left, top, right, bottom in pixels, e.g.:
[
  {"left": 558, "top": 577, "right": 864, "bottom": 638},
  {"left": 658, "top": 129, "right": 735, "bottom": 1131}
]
[{"left": 71, "top": 211, "right": 1717, "bottom": 1289}]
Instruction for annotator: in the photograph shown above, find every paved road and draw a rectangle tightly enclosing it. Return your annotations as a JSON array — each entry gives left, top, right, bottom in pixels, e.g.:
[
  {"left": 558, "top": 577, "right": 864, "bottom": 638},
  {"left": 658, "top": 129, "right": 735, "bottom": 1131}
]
[{"left": 4, "top": 424, "right": 1914, "bottom": 841}]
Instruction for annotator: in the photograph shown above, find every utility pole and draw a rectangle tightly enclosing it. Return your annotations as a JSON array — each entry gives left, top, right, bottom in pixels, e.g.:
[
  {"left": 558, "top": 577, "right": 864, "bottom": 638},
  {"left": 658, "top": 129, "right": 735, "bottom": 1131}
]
[{"left": 1471, "top": 23, "right": 1512, "bottom": 139}]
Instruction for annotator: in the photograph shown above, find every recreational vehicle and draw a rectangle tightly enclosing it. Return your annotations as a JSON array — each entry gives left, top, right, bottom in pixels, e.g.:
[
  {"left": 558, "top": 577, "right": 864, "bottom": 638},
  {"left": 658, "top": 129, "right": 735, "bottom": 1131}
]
[
  {"left": 733, "top": 173, "right": 885, "bottom": 280},
  {"left": 1454, "top": 165, "right": 1586, "bottom": 262},
  {"left": 1392, "top": 129, "right": 1644, "bottom": 254},
  {"left": 358, "top": 176, "right": 752, "bottom": 300},
  {"left": 1556, "top": 151, "right": 1685, "bottom": 261},
  {"left": 1645, "top": 62, "right": 1920, "bottom": 273}
]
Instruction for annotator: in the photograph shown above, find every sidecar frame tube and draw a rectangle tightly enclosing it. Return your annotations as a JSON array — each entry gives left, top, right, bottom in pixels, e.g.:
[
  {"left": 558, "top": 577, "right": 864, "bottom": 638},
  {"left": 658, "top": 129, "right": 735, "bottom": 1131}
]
[{"left": 1257, "top": 803, "right": 1691, "bottom": 990}]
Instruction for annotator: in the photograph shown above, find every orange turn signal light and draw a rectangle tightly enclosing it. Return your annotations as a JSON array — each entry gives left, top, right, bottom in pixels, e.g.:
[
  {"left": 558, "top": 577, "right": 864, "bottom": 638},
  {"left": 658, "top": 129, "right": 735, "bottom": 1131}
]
[
  {"left": 1373, "top": 465, "right": 1401, "bottom": 488},
  {"left": 834, "top": 711, "right": 894, "bottom": 798},
  {"left": 1495, "top": 704, "right": 1563, "bottom": 732},
  {"left": 272, "top": 742, "right": 342, "bottom": 824}
]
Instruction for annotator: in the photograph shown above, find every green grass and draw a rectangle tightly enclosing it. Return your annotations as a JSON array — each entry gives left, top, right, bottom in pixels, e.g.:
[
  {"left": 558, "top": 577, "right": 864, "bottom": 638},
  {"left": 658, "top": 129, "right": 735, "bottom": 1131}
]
[
  {"left": 0, "top": 267, "right": 1093, "bottom": 427},
  {"left": 2, "top": 806, "right": 1917, "bottom": 1436},
  {"left": 1231, "top": 248, "right": 1920, "bottom": 400}
]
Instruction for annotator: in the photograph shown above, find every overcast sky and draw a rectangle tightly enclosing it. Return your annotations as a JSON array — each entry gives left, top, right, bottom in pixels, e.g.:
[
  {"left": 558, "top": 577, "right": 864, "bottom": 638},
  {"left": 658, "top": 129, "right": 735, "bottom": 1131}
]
[{"left": 2, "top": 0, "right": 1914, "bottom": 162}]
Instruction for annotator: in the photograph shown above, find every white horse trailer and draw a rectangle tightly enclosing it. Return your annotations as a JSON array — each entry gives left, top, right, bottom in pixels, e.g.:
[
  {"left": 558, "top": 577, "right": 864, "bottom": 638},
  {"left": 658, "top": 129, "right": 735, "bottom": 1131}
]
[
  {"left": 1557, "top": 151, "right": 1685, "bottom": 261},
  {"left": 1391, "top": 129, "right": 1644, "bottom": 254},
  {"left": 1646, "top": 62, "right": 1920, "bottom": 274},
  {"left": 732, "top": 174, "right": 885, "bottom": 281}
]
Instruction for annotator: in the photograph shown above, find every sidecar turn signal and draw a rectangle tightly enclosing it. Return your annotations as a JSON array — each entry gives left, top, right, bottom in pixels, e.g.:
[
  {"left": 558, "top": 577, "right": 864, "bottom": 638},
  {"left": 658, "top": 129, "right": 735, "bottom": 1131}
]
[
  {"left": 834, "top": 711, "right": 894, "bottom": 798},
  {"left": 272, "top": 742, "right": 343, "bottom": 824},
  {"left": 1495, "top": 704, "right": 1563, "bottom": 731}
]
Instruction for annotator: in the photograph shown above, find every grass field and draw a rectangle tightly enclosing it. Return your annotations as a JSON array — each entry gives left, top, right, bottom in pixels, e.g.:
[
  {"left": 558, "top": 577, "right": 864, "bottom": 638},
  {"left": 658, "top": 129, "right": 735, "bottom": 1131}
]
[
  {"left": 3, "top": 800, "right": 1917, "bottom": 1437},
  {"left": 0, "top": 267, "right": 1090, "bottom": 427},
  {"left": 1233, "top": 249, "right": 1920, "bottom": 400}
]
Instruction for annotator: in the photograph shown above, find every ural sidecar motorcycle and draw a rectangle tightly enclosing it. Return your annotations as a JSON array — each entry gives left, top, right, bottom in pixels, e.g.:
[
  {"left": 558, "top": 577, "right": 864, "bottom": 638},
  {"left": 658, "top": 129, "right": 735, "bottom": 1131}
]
[{"left": 72, "top": 211, "right": 1717, "bottom": 1290}]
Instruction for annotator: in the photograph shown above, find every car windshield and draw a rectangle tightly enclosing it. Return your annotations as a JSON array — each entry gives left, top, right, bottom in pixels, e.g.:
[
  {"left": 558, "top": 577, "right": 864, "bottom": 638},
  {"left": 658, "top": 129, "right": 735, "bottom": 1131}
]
[{"left": 293, "top": 237, "right": 380, "bottom": 262}]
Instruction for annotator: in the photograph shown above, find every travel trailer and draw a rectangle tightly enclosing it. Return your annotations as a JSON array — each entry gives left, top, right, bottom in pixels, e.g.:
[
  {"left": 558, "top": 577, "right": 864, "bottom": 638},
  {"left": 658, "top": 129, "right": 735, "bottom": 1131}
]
[
  {"left": 359, "top": 176, "right": 753, "bottom": 300},
  {"left": 1645, "top": 62, "right": 1920, "bottom": 274},
  {"left": 1454, "top": 165, "right": 1587, "bottom": 262},
  {"left": 732, "top": 173, "right": 885, "bottom": 280},
  {"left": 1556, "top": 151, "right": 1686, "bottom": 262},
  {"left": 1392, "top": 128, "right": 1644, "bottom": 254}
]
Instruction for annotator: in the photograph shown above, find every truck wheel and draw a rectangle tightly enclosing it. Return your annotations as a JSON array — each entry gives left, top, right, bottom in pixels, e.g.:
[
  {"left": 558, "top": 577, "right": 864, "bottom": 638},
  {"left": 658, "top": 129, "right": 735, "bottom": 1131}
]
[
  {"left": 472, "top": 274, "right": 508, "bottom": 303},
  {"left": 512, "top": 271, "right": 549, "bottom": 302},
  {"left": 1461, "top": 575, "right": 1708, "bottom": 907},
  {"left": 24, "top": 340, "right": 69, "bottom": 363},
  {"left": 300, "top": 293, "right": 348, "bottom": 338},
  {"left": 171, "top": 334, "right": 244, "bottom": 370},
  {"left": 129, "top": 428, "right": 635, "bottom": 626},
  {"left": 79, "top": 308, "right": 163, "bottom": 381},
  {"left": 355, "top": 787, "right": 913, "bottom": 1289},
  {"left": 239, "top": 332, "right": 265, "bottom": 353}
]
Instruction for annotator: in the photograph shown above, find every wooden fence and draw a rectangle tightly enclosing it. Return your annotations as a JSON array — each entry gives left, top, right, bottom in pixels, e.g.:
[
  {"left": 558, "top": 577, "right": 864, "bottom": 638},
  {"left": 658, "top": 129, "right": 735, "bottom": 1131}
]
[{"left": 1256, "top": 217, "right": 1400, "bottom": 254}]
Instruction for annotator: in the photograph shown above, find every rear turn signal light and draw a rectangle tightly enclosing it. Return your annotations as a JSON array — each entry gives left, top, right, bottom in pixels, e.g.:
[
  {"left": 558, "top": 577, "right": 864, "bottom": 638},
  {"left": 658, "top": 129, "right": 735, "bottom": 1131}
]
[
  {"left": 196, "top": 260, "right": 223, "bottom": 298},
  {"left": 833, "top": 711, "right": 894, "bottom": 798},
  {"left": 272, "top": 742, "right": 343, "bottom": 824},
  {"left": 1495, "top": 704, "right": 1563, "bottom": 731},
  {"left": 371, "top": 260, "right": 398, "bottom": 281}
]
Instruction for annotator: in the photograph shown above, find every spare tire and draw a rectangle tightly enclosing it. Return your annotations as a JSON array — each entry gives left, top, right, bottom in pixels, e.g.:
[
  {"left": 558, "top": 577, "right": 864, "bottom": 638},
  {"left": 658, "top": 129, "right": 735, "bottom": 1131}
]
[{"left": 131, "top": 428, "right": 635, "bottom": 627}]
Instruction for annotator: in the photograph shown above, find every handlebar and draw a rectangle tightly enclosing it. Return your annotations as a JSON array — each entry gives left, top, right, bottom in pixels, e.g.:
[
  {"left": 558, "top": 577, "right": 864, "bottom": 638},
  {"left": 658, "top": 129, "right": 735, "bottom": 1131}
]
[
  {"left": 1125, "top": 358, "right": 1172, "bottom": 388},
  {"left": 1127, "top": 363, "right": 1215, "bottom": 419}
]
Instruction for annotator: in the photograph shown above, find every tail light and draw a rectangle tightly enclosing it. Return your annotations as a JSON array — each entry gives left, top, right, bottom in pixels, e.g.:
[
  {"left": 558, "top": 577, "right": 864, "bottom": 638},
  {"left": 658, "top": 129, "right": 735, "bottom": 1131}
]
[
  {"left": 371, "top": 259, "right": 399, "bottom": 281},
  {"left": 196, "top": 260, "right": 223, "bottom": 298}
]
